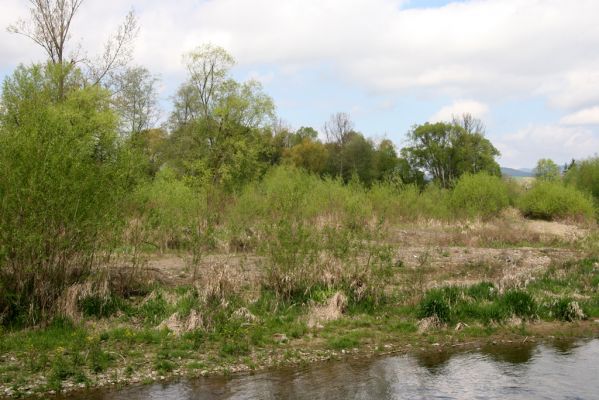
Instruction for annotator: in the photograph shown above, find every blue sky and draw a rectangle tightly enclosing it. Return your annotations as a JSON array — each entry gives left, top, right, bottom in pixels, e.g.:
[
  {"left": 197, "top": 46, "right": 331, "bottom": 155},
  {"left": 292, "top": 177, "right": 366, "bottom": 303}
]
[{"left": 2, "top": 0, "right": 599, "bottom": 168}]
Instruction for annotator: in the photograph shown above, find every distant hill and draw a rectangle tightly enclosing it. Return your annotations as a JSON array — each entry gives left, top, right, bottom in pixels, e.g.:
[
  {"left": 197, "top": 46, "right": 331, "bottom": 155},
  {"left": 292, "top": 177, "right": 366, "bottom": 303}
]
[{"left": 501, "top": 167, "right": 534, "bottom": 177}]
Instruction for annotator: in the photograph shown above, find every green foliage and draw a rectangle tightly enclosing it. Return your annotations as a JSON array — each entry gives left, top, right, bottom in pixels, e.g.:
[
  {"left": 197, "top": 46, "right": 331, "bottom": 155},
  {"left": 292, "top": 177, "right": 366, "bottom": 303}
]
[
  {"left": 518, "top": 181, "right": 595, "bottom": 221},
  {"left": 166, "top": 45, "right": 276, "bottom": 190},
  {"left": 565, "top": 157, "right": 599, "bottom": 203},
  {"left": 550, "top": 298, "right": 585, "bottom": 321},
  {"left": 134, "top": 167, "right": 205, "bottom": 250},
  {"left": 402, "top": 120, "right": 500, "bottom": 188},
  {"left": 451, "top": 173, "right": 510, "bottom": 218},
  {"left": 0, "top": 64, "right": 133, "bottom": 325},
  {"left": 137, "top": 293, "right": 170, "bottom": 326},
  {"left": 327, "top": 333, "right": 361, "bottom": 350},
  {"left": 228, "top": 166, "right": 393, "bottom": 304},
  {"left": 283, "top": 138, "right": 329, "bottom": 175},
  {"left": 219, "top": 340, "right": 250, "bottom": 357},
  {"left": 501, "top": 290, "right": 537, "bottom": 318},
  {"left": 418, "top": 289, "right": 452, "bottom": 322},
  {"left": 418, "top": 284, "right": 540, "bottom": 324},
  {"left": 465, "top": 282, "right": 497, "bottom": 301},
  {"left": 78, "top": 295, "right": 121, "bottom": 319},
  {"left": 534, "top": 158, "right": 561, "bottom": 181}
]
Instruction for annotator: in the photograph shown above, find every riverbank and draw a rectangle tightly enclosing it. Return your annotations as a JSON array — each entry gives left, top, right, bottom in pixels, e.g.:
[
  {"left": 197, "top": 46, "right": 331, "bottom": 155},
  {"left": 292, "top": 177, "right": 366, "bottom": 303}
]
[
  {"left": 55, "top": 338, "right": 599, "bottom": 400},
  {"left": 1, "top": 319, "right": 598, "bottom": 399},
  {"left": 2, "top": 218, "right": 599, "bottom": 399}
]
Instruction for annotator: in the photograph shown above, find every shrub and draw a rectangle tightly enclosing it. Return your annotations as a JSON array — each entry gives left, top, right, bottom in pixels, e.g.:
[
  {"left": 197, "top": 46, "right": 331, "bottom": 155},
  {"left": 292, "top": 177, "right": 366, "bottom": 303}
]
[
  {"left": 518, "top": 181, "right": 595, "bottom": 221},
  {"left": 465, "top": 282, "right": 497, "bottom": 301},
  {"left": 415, "top": 185, "right": 452, "bottom": 220},
  {"left": 418, "top": 289, "right": 451, "bottom": 322},
  {"left": 78, "top": 295, "right": 120, "bottom": 319},
  {"left": 454, "top": 301, "right": 506, "bottom": 324},
  {"left": 0, "top": 64, "right": 132, "bottom": 325},
  {"left": 565, "top": 157, "right": 599, "bottom": 203},
  {"left": 501, "top": 290, "right": 537, "bottom": 318},
  {"left": 134, "top": 167, "right": 204, "bottom": 251},
  {"left": 451, "top": 173, "right": 510, "bottom": 219},
  {"left": 327, "top": 333, "right": 360, "bottom": 350},
  {"left": 551, "top": 298, "right": 586, "bottom": 321}
]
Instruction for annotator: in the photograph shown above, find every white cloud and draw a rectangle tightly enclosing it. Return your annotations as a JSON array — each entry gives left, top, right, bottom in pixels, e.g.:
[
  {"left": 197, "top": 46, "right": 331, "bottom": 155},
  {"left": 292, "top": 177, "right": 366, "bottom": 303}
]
[
  {"left": 560, "top": 106, "right": 599, "bottom": 126},
  {"left": 495, "top": 124, "right": 599, "bottom": 168},
  {"left": 3, "top": 0, "right": 599, "bottom": 168},
  {"left": 3, "top": 0, "right": 599, "bottom": 110},
  {"left": 430, "top": 100, "right": 488, "bottom": 122}
]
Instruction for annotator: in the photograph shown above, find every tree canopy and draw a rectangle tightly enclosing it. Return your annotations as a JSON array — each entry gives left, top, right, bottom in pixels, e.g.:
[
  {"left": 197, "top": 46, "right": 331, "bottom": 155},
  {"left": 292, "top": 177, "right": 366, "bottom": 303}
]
[{"left": 401, "top": 117, "right": 500, "bottom": 188}]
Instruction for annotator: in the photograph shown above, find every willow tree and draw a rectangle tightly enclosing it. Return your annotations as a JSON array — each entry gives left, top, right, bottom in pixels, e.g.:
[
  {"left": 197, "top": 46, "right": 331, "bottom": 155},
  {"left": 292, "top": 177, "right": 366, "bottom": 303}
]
[
  {"left": 167, "top": 44, "right": 275, "bottom": 189},
  {"left": 402, "top": 121, "right": 500, "bottom": 188}
]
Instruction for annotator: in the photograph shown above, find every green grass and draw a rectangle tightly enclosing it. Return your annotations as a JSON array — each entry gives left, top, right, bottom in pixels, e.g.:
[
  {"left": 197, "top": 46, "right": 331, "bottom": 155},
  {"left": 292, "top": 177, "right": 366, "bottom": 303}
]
[{"left": 1, "top": 256, "right": 598, "bottom": 394}]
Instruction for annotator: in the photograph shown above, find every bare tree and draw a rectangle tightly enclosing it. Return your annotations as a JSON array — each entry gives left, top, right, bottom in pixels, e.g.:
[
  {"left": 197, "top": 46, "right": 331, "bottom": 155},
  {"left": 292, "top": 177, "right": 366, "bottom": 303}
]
[
  {"left": 324, "top": 112, "right": 354, "bottom": 145},
  {"left": 9, "top": 0, "right": 84, "bottom": 97},
  {"left": 8, "top": 0, "right": 84, "bottom": 65},
  {"left": 110, "top": 66, "right": 160, "bottom": 137},
  {"left": 86, "top": 10, "right": 138, "bottom": 85},
  {"left": 8, "top": 0, "right": 138, "bottom": 97},
  {"left": 452, "top": 113, "right": 486, "bottom": 135}
]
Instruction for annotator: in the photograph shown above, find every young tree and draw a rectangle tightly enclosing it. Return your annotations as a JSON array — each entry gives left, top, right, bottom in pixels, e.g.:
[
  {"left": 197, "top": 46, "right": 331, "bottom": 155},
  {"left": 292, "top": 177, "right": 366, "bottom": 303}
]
[
  {"left": 323, "top": 112, "right": 356, "bottom": 177},
  {"left": 534, "top": 158, "right": 561, "bottom": 181},
  {"left": 452, "top": 113, "right": 486, "bottom": 136},
  {"left": 295, "top": 126, "right": 319, "bottom": 143},
  {"left": 340, "top": 132, "right": 375, "bottom": 185},
  {"left": 564, "top": 157, "right": 599, "bottom": 201},
  {"left": 184, "top": 43, "right": 235, "bottom": 121},
  {"left": 283, "top": 138, "right": 329, "bottom": 174}
]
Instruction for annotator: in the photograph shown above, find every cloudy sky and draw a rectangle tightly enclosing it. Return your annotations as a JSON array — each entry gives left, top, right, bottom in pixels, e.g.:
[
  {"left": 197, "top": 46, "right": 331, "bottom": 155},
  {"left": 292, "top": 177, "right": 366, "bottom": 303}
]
[{"left": 2, "top": 0, "right": 599, "bottom": 168}]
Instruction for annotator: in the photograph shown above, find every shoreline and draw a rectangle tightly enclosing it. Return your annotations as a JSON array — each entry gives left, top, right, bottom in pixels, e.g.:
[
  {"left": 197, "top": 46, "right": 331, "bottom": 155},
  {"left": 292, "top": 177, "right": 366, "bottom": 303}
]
[{"left": 2, "top": 320, "right": 598, "bottom": 399}]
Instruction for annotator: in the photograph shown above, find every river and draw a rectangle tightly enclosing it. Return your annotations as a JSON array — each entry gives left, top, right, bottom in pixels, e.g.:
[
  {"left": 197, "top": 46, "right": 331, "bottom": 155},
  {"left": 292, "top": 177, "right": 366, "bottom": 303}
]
[{"left": 62, "top": 339, "right": 599, "bottom": 399}]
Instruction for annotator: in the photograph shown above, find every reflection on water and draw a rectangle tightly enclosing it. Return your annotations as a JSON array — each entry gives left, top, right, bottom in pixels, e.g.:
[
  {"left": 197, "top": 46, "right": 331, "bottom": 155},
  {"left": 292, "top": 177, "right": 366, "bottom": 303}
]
[
  {"left": 480, "top": 342, "right": 536, "bottom": 364},
  {"left": 63, "top": 339, "right": 599, "bottom": 400}
]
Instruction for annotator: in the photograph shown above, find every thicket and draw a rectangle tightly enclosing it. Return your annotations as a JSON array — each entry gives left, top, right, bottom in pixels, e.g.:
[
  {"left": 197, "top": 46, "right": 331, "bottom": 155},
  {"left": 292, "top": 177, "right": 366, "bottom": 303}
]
[
  {"left": 450, "top": 172, "right": 510, "bottom": 219},
  {"left": 0, "top": 64, "right": 134, "bottom": 325},
  {"left": 565, "top": 157, "right": 599, "bottom": 204},
  {"left": 517, "top": 180, "right": 595, "bottom": 221}
]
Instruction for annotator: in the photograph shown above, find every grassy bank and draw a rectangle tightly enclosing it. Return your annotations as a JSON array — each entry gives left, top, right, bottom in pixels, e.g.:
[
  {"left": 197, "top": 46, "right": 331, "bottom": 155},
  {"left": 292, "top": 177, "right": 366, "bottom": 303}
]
[
  {"left": 1, "top": 250, "right": 598, "bottom": 398},
  {"left": 2, "top": 168, "right": 599, "bottom": 398}
]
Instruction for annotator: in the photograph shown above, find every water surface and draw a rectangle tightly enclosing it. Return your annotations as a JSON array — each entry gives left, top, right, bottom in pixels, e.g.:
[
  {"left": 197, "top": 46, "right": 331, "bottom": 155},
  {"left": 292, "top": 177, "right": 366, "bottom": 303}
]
[{"left": 67, "top": 339, "right": 599, "bottom": 399}]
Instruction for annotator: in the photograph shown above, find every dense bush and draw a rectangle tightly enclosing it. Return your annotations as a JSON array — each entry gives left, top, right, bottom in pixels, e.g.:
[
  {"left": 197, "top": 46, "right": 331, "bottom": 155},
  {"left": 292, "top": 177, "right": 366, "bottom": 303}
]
[
  {"left": 417, "top": 288, "right": 452, "bottom": 322},
  {"left": 134, "top": 167, "right": 205, "bottom": 251},
  {"left": 450, "top": 173, "right": 510, "bottom": 218},
  {"left": 518, "top": 181, "right": 595, "bottom": 221},
  {"left": 550, "top": 298, "right": 586, "bottom": 321},
  {"left": 0, "top": 64, "right": 132, "bottom": 325},
  {"left": 418, "top": 285, "right": 539, "bottom": 324},
  {"left": 501, "top": 290, "right": 537, "bottom": 318},
  {"left": 565, "top": 157, "right": 599, "bottom": 203}
]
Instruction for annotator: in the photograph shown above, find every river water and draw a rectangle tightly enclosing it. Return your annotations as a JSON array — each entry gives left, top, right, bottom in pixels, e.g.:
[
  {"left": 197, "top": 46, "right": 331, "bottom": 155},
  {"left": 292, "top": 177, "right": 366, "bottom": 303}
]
[{"left": 67, "top": 339, "right": 599, "bottom": 399}]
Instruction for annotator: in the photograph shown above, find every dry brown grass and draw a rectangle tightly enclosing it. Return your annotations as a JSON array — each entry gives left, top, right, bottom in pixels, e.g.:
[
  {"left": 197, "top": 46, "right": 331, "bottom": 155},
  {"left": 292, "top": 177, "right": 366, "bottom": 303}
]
[
  {"left": 194, "top": 263, "right": 246, "bottom": 305},
  {"left": 307, "top": 291, "right": 347, "bottom": 328}
]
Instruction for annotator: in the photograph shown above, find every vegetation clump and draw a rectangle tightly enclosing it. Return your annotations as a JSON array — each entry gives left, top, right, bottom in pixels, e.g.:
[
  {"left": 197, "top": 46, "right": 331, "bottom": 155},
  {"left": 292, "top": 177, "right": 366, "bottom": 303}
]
[
  {"left": 518, "top": 181, "right": 595, "bottom": 221},
  {"left": 451, "top": 173, "right": 510, "bottom": 219}
]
